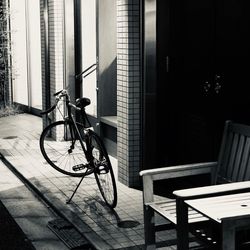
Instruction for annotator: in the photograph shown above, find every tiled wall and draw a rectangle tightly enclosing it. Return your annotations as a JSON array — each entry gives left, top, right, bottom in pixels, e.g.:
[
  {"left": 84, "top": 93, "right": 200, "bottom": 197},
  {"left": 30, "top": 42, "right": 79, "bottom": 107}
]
[
  {"left": 40, "top": 0, "right": 65, "bottom": 127},
  {"left": 40, "top": 0, "right": 142, "bottom": 187},
  {"left": 117, "top": 0, "right": 141, "bottom": 187},
  {"left": 40, "top": 0, "right": 46, "bottom": 127}
]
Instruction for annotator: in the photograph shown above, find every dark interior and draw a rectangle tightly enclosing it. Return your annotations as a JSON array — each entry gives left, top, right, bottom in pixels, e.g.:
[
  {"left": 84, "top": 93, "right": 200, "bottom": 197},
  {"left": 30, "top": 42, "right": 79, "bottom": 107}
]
[{"left": 156, "top": 0, "right": 250, "bottom": 167}]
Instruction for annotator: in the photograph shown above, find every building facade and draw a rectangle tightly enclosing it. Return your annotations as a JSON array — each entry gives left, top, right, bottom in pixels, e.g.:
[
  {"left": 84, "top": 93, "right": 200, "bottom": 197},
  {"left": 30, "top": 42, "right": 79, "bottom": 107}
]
[
  {"left": 39, "top": 0, "right": 142, "bottom": 187},
  {"left": 9, "top": 0, "right": 250, "bottom": 188}
]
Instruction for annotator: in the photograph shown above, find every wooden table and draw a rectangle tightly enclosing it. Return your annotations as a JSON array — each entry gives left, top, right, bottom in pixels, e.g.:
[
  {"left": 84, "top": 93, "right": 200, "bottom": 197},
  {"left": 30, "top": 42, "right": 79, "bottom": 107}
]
[{"left": 177, "top": 192, "right": 250, "bottom": 250}]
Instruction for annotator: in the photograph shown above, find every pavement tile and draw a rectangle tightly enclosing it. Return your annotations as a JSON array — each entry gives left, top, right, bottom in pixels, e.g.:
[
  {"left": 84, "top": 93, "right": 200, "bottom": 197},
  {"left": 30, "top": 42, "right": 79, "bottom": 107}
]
[
  {"left": 15, "top": 217, "right": 59, "bottom": 240},
  {"left": 0, "top": 113, "right": 180, "bottom": 249},
  {"left": 2, "top": 200, "right": 53, "bottom": 218},
  {"left": 31, "top": 239, "right": 69, "bottom": 250}
]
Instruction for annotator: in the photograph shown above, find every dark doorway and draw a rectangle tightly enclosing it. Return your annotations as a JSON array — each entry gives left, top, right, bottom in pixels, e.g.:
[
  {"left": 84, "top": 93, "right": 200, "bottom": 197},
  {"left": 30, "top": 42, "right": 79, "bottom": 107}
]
[{"left": 156, "top": 0, "right": 250, "bottom": 166}]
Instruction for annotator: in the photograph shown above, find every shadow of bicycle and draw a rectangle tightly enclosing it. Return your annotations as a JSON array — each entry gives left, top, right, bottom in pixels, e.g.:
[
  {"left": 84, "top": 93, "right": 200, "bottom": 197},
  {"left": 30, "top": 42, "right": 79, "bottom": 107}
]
[{"left": 81, "top": 196, "right": 140, "bottom": 229}]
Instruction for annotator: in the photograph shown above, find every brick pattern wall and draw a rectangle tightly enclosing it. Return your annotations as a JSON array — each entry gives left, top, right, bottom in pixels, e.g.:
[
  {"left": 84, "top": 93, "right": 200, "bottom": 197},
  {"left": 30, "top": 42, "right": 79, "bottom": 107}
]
[
  {"left": 40, "top": 0, "right": 65, "bottom": 128},
  {"left": 48, "top": 0, "right": 65, "bottom": 123},
  {"left": 40, "top": 0, "right": 46, "bottom": 127},
  {"left": 117, "top": 0, "right": 141, "bottom": 187}
]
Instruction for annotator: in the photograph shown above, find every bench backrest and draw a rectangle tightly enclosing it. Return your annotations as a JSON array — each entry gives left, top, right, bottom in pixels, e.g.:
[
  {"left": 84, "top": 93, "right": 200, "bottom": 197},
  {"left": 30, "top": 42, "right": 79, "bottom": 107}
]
[{"left": 216, "top": 120, "right": 250, "bottom": 184}]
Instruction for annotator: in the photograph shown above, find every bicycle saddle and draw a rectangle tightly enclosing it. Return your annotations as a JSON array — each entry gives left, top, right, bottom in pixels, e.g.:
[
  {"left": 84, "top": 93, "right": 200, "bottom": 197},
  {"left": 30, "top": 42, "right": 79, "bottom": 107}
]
[{"left": 76, "top": 97, "right": 91, "bottom": 109}]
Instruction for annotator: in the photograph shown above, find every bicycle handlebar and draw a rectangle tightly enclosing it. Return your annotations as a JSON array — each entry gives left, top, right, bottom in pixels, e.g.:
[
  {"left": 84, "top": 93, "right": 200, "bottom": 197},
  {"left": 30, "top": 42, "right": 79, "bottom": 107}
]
[
  {"left": 40, "top": 102, "right": 57, "bottom": 115},
  {"left": 40, "top": 89, "right": 81, "bottom": 115},
  {"left": 41, "top": 90, "right": 64, "bottom": 115},
  {"left": 53, "top": 90, "right": 63, "bottom": 96}
]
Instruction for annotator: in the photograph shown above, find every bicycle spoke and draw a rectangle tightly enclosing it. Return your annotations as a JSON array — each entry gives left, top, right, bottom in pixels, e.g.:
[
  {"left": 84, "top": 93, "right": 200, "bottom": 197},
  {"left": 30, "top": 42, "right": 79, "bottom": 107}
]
[
  {"left": 40, "top": 121, "right": 89, "bottom": 177},
  {"left": 89, "top": 132, "right": 117, "bottom": 208}
]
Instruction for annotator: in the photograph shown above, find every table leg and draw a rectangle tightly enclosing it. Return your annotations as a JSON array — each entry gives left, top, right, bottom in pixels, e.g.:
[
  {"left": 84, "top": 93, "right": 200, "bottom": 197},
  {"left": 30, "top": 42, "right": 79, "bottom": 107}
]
[
  {"left": 176, "top": 198, "right": 189, "bottom": 250},
  {"left": 221, "top": 219, "right": 235, "bottom": 250}
]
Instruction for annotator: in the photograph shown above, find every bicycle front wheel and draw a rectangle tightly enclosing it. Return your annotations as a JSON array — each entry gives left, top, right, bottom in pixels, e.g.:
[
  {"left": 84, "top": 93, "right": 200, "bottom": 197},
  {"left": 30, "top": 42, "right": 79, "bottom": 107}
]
[
  {"left": 40, "top": 120, "right": 90, "bottom": 177},
  {"left": 89, "top": 131, "right": 117, "bottom": 208}
]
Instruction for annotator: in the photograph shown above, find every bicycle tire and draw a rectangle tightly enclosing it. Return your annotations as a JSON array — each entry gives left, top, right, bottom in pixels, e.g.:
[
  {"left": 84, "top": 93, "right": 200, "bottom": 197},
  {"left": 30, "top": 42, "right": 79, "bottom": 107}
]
[
  {"left": 40, "top": 120, "right": 91, "bottom": 177},
  {"left": 89, "top": 131, "right": 117, "bottom": 208}
]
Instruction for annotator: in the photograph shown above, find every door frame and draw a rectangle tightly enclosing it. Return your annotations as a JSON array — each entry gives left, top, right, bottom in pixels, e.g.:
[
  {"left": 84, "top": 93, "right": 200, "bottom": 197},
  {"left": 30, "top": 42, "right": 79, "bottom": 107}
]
[{"left": 74, "top": 0, "right": 99, "bottom": 133}]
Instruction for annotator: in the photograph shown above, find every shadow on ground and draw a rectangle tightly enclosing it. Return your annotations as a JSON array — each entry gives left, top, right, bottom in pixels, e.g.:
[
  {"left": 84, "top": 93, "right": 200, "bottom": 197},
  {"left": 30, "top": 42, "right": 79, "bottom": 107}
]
[{"left": 0, "top": 200, "right": 35, "bottom": 250}]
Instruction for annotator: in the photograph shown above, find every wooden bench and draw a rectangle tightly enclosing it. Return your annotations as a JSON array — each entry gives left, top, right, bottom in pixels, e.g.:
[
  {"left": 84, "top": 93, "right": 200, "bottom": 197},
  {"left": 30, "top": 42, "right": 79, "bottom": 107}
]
[{"left": 140, "top": 120, "right": 250, "bottom": 249}]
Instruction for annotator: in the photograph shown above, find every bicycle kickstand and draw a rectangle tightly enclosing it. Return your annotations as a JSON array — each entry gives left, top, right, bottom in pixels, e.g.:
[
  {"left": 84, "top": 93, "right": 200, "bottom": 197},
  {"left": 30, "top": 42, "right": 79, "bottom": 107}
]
[{"left": 66, "top": 174, "right": 85, "bottom": 204}]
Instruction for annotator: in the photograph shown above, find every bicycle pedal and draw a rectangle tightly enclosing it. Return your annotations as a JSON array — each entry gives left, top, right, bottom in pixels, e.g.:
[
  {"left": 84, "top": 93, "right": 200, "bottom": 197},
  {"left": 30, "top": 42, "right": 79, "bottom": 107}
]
[
  {"left": 72, "top": 163, "right": 88, "bottom": 171},
  {"left": 97, "top": 165, "right": 109, "bottom": 174}
]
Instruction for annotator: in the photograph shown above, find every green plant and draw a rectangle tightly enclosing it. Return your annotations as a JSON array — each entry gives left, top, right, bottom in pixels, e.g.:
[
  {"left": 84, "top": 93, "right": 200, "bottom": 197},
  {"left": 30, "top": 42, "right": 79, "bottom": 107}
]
[{"left": 0, "top": 104, "right": 23, "bottom": 118}]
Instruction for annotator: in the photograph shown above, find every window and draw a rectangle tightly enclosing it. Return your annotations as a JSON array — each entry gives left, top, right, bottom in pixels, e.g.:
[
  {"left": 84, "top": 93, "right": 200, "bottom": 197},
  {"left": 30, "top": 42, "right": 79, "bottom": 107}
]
[
  {"left": 80, "top": 0, "right": 97, "bottom": 117},
  {"left": 10, "top": 0, "right": 42, "bottom": 110}
]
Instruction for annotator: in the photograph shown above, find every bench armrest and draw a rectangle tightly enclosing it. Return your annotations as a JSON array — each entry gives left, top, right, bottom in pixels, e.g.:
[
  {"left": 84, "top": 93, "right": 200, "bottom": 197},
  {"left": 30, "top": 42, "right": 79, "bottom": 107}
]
[
  {"left": 173, "top": 181, "right": 250, "bottom": 199},
  {"left": 140, "top": 162, "right": 217, "bottom": 181},
  {"left": 140, "top": 162, "right": 217, "bottom": 204}
]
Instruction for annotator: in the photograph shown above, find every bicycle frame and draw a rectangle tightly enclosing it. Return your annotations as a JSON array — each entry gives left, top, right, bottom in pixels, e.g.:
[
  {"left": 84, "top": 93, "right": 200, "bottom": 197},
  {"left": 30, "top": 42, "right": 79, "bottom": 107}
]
[{"left": 64, "top": 93, "right": 93, "bottom": 165}]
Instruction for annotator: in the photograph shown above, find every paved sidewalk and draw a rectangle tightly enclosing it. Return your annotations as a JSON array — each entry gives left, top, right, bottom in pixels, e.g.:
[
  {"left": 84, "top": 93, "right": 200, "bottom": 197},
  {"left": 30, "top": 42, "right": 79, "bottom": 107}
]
[
  {"left": 0, "top": 160, "right": 69, "bottom": 250},
  {"left": 0, "top": 113, "right": 177, "bottom": 250}
]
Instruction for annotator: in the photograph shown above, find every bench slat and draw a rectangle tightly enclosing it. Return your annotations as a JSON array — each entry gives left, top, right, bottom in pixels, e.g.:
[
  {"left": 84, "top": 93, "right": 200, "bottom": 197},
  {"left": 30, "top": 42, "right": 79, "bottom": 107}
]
[
  {"left": 148, "top": 200, "right": 208, "bottom": 225},
  {"left": 238, "top": 137, "right": 250, "bottom": 181},
  {"left": 173, "top": 181, "right": 250, "bottom": 198},
  {"left": 232, "top": 134, "right": 245, "bottom": 181}
]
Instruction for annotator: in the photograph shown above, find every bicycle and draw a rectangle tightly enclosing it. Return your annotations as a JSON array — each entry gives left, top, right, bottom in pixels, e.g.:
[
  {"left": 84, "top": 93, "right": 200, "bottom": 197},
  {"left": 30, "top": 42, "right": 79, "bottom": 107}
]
[{"left": 39, "top": 89, "right": 117, "bottom": 208}]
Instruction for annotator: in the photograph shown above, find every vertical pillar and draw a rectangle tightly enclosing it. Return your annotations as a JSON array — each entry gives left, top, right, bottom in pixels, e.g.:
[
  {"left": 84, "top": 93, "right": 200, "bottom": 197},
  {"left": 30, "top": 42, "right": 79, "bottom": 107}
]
[
  {"left": 64, "top": 0, "right": 75, "bottom": 102},
  {"left": 143, "top": 0, "right": 157, "bottom": 170},
  {"left": 49, "top": 0, "right": 65, "bottom": 123},
  {"left": 117, "top": 0, "right": 141, "bottom": 187},
  {"left": 40, "top": 0, "right": 50, "bottom": 127},
  {"left": 40, "top": 0, "right": 75, "bottom": 127},
  {"left": 0, "top": 0, "right": 12, "bottom": 107},
  {"left": 41, "top": 0, "right": 65, "bottom": 126}
]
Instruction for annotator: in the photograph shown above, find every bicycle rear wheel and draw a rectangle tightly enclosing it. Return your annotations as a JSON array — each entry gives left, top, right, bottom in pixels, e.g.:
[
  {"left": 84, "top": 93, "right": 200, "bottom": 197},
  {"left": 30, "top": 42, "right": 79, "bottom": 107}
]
[
  {"left": 89, "top": 131, "right": 117, "bottom": 208},
  {"left": 40, "top": 120, "right": 91, "bottom": 177}
]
